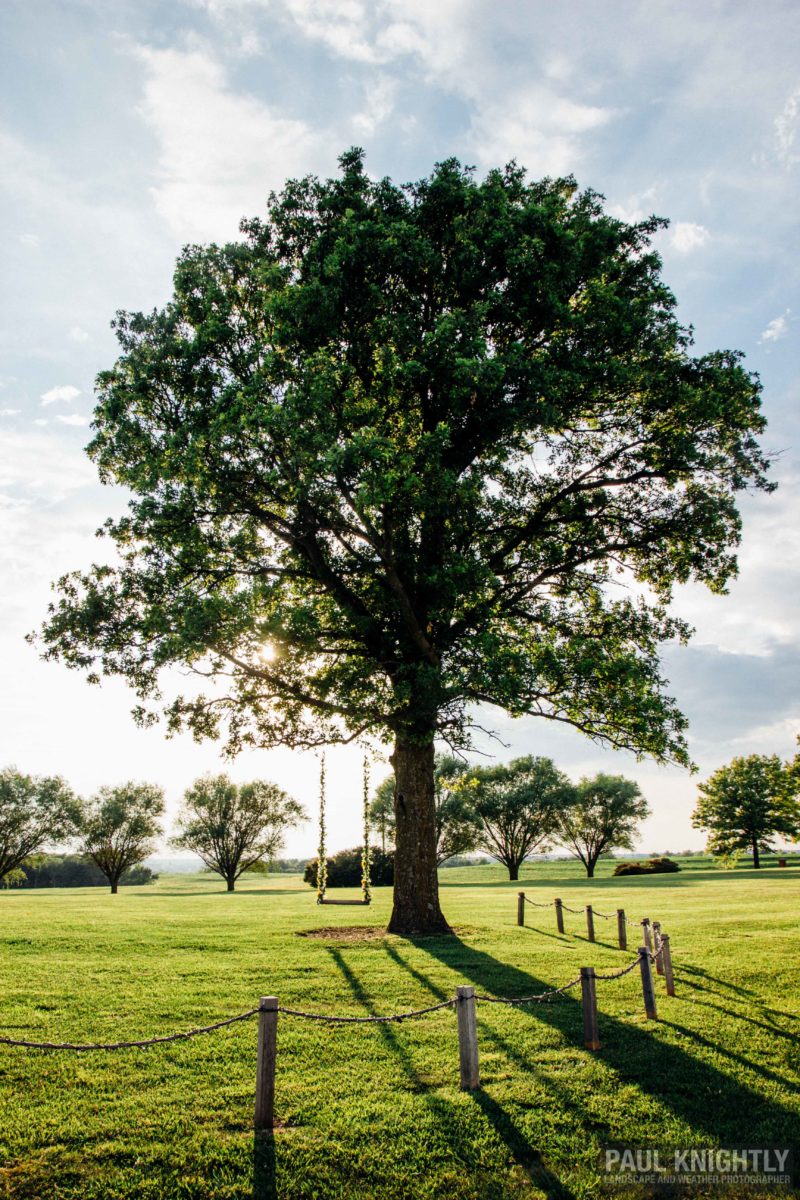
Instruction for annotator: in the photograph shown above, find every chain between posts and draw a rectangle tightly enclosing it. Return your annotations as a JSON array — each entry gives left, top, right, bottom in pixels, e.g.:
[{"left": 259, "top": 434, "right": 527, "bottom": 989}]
[
  {"left": 518, "top": 893, "right": 662, "bottom": 930},
  {"left": 0, "top": 1007, "right": 260, "bottom": 1051}
]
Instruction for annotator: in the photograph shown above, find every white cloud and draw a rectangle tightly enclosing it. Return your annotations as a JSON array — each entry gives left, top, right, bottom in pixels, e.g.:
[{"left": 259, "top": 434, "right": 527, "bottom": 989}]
[
  {"left": 134, "top": 43, "right": 329, "bottom": 242},
  {"left": 185, "top": 1, "right": 617, "bottom": 178},
  {"left": 68, "top": 326, "right": 90, "bottom": 343},
  {"left": 32, "top": 418, "right": 49, "bottom": 426},
  {"left": 55, "top": 413, "right": 91, "bottom": 427},
  {"left": 608, "top": 184, "right": 663, "bottom": 224},
  {"left": 352, "top": 73, "right": 398, "bottom": 136},
  {"left": 41, "top": 384, "right": 81, "bottom": 406},
  {"left": 760, "top": 309, "right": 790, "bottom": 343},
  {"left": 467, "top": 87, "right": 614, "bottom": 176},
  {"left": 0, "top": 408, "right": 21, "bottom": 416},
  {"left": 774, "top": 85, "right": 800, "bottom": 166},
  {"left": 669, "top": 222, "right": 710, "bottom": 254},
  {"left": 18, "top": 232, "right": 40, "bottom": 248}
]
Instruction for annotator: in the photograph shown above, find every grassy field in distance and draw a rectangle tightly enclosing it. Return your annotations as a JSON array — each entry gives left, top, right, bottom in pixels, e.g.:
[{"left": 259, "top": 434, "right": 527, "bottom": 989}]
[{"left": 1, "top": 857, "right": 798, "bottom": 1199}]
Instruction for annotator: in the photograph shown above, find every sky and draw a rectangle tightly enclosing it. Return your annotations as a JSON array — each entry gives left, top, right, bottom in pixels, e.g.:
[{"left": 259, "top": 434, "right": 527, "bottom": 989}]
[{"left": 1, "top": 0, "right": 798, "bottom": 861}]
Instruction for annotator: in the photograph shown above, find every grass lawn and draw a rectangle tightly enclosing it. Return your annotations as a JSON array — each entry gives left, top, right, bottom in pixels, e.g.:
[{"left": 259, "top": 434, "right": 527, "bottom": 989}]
[{"left": 1, "top": 857, "right": 798, "bottom": 1199}]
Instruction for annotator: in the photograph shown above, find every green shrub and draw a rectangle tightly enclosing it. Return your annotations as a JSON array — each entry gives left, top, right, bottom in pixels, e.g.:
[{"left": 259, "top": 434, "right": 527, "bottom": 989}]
[
  {"left": 613, "top": 857, "right": 680, "bottom": 876},
  {"left": 305, "top": 848, "right": 394, "bottom": 888}
]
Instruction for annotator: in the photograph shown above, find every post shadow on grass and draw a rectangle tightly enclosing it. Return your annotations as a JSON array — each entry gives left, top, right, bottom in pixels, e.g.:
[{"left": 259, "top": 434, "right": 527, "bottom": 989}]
[
  {"left": 409, "top": 932, "right": 800, "bottom": 1149},
  {"left": 658, "top": 1018, "right": 800, "bottom": 1097},
  {"left": 677, "top": 962, "right": 756, "bottom": 998},
  {"left": 253, "top": 1131, "right": 277, "bottom": 1200},
  {"left": 325, "top": 946, "right": 578, "bottom": 1200}
]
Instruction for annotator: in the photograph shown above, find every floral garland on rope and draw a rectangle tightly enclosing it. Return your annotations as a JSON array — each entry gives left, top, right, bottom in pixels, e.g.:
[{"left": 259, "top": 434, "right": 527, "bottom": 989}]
[
  {"left": 316, "top": 753, "right": 327, "bottom": 903},
  {"left": 361, "top": 753, "right": 372, "bottom": 904}
]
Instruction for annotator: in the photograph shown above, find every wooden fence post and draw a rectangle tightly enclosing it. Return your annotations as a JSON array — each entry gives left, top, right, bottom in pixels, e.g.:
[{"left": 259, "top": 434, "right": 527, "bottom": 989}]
[
  {"left": 586, "top": 905, "right": 595, "bottom": 943},
  {"left": 661, "top": 934, "right": 676, "bottom": 997},
  {"left": 652, "top": 921, "right": 664, "bottom": 975},
  {"left": 580, "top": 967, "right": 600, "bottom": 1050},
  {"left": 254, "top": 996, "right": 278, "bottom": 1130},
  {"left": 456, "top": 985, "right": 480, "bottom": 1090},
  {"left": 554, "top": 898, "right": 565, "bottom": 934},
  {"left": 638, "top": 947, "right": 658, "bottom": 1020},
  {"left": 642, "top": 917, "right": 653, "bottom": 953},
  {"left": 617, "top": 908, "right": 627, "bottom": 951},
  {"left": 517, "top": 892, "right": 525, "bottom": 927}
]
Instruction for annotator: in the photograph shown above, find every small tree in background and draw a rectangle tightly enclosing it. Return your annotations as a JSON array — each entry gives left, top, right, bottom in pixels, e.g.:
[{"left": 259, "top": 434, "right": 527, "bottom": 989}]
[
  {"left": 173, "top": 774, "right": 306, "bottom": 891},
  {"left": 460, "top": 756, "right": 572, "bottom": 880},
  {"left": 82, "top": 782, "right": 164, "bottom": 893},
  {"left": 692, "top": 750, "right": 800, "bottom": 869},
  {"left": 371, "top": 754, "right": 477, "bottom": 865},
  {"left": 0, "top": 766, "right": 82, "bottom": 882},
  {"left": 555, "top": 774, "right": 649, "bottom": 877}
]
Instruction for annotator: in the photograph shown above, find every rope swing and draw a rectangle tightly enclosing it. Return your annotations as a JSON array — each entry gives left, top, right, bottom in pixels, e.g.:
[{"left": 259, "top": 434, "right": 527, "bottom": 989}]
[{"left": 316, "top": 752, "right": 372, "bottom": 906}]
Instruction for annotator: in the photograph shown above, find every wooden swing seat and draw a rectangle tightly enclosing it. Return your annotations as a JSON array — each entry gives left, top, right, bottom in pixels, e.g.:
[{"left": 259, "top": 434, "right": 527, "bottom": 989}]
[{"left": 317, "top": 897, "right": 371, "bottom": 906}]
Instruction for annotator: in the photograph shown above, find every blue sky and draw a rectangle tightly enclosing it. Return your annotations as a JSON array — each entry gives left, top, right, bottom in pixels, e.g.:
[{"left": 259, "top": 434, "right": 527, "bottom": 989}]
[{"left": 1, "top": 0, "right": 798, "bottom": 857}]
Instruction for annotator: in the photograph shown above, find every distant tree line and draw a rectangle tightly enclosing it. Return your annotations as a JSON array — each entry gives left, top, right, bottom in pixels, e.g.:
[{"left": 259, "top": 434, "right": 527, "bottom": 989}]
[
  {"left": 2, "top": 854, "right": 157, "bottom": 889},
  {"left": 363, "top": 741, "right": 800, "bottom": 881},
  {"left": 366, "top": 754, "right": 650, "bottom": 880},
  {"left": 0, "top": 766, "right": 305, "bottom": 893}
]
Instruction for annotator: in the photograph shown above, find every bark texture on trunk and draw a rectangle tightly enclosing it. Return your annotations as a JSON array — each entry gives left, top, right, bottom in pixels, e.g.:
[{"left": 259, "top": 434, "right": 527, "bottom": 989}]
[
  {"left": 387, "top": 738, "right": 451, "bottom": 935},
  {"left": 227, "top": 880, "right": 235, "bottom": 891},
  {"left": 752, "top": 840, "right": 760, "bottom": 869},
  {"left": 110, "top": 882, "right": 118, "bottom": 894},
  {"left": 508, "top": 863, "right": 519, "bottom": 881}
]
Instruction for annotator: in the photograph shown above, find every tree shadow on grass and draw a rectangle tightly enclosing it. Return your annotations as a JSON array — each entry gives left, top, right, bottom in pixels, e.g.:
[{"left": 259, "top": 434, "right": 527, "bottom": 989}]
[
  {"left": 325, "top": 946, "right": 578, "bottom": 1200},
  {"left": 407, "top": 932, "right": 800, "bottom": 1150}
]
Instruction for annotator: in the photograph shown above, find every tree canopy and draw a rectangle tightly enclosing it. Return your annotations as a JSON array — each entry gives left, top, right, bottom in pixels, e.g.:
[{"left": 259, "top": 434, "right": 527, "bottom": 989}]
[
  {"left": 35, "top": 150, "right": 773, "bottom": 932},
  {"left": 173, "top": 773, "right": 306, "bottom": 890},
  {"left": 0, "top": 766, "right": 82, "bottom": 881},
  {"left": 555, "top": 773, "right": 650, "bottom": 877},
  {"left": 82, "top": 782, "right": 164, "bottom": 893},
  {"left": 459, "top": 755, "right": 571, "bottom": 879},
  {"left": 692, "top": 750, "right": 800, "bottom": 868}
]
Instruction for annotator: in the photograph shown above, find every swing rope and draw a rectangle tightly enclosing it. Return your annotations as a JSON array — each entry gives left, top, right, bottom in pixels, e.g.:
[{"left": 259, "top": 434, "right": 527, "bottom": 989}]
[
  {"left": 361, "top": 755, "right": 372, "bottom": 904},
  {"left": 316, "top": 754, "right": 327, "bottom": 903}
]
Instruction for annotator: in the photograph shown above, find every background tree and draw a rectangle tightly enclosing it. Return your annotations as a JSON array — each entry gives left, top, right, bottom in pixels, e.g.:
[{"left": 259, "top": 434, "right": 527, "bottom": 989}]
[
  {"left": 82, "top": 783, "right": 164, "bottom": 893},
  {"left": 555, "top": 774, "right": 649, "bottom": 877},
  {"left": 173, "top": 773, "right": 306, "bottom": 891},
  {"left": 36, "top": 151, "right": 773, "bottom": 933},
  {"left": 692, "top": 751, "right": 800, "bottom": 868},
  {"left": 371, "top": 753, "right": 477, "bottom": 864},
  {"left": 0, "top": 766, "right": 82, "bottom": 882},
  {"left": 460, "top": 756, "right": 571, "bottom": 880}
]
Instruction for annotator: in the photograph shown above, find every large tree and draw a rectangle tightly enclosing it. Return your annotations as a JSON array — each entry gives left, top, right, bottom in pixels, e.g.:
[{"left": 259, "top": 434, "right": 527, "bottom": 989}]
[
  {"left": 371, "top": 753, "right": 477, "bottom": 864},
  {"left": 460, "top": 755, "right": 571, "bottom": 880},
  {"left": 0, "top": 766, "right": 82, "bottom": 881},
  {"left": 173, "top": 773, "right": 306, "bottom": 890},
  {"left": 82, "top": 783, "right": 164, "bottom": 893},
  {"left": 692, "top": 751, "right": 800, "bottom": 868},
  {"left": 35, "top": 151, "right": 772, "bottom": 932},
  {"left": 555, "top": 773, "right": 650, "bottom": 877}
]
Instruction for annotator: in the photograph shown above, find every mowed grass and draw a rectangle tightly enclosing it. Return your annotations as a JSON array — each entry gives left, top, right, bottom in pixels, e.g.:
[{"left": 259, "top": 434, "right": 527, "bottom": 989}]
[{"left": 1, "top": 858, "right": 798, "bottom": 1199}]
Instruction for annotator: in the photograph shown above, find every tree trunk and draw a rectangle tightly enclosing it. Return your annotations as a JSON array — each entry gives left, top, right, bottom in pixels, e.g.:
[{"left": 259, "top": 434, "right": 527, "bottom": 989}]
[
  {"left": 508, "top": 862, "right": 519, "bottom": 881},
  {"left": 387, "top": 738, "right": 451, "bottom": 935},
  {"left": 227, "top": 879, "right": 235, "bottom": 891},
  {"left": 586, "top": 862, "right": 595, "bottom": 878},
  {"left": 111, "top": 882, "right": 118, "bottom": 894},
  {"left": 752, "top": 840, "right": 760, "bottom": 869}
]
